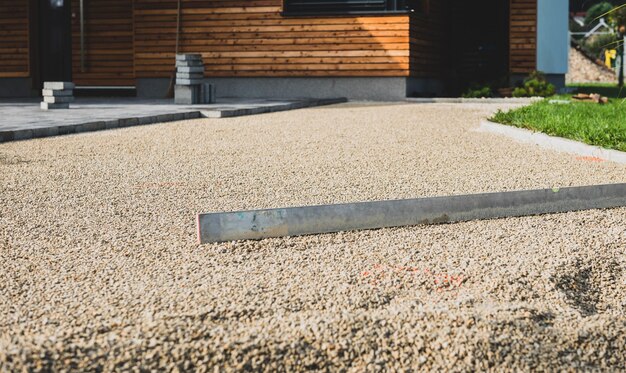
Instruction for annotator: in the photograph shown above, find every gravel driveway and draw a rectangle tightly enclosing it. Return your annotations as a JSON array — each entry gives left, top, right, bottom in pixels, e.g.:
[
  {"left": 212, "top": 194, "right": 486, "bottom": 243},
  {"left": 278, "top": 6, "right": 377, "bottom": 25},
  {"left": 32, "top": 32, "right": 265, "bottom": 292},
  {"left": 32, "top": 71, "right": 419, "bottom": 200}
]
[{"left": 1, "top": 102, "right": 625, "bottom": 371}]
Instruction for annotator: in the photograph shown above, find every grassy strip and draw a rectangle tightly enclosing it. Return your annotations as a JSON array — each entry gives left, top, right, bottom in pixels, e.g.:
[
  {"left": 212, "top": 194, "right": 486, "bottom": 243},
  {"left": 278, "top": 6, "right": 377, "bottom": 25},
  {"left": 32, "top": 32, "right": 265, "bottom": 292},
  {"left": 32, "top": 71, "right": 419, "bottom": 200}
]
[{"left": 490, "top": 95, "right": 626, "bottom": 152}]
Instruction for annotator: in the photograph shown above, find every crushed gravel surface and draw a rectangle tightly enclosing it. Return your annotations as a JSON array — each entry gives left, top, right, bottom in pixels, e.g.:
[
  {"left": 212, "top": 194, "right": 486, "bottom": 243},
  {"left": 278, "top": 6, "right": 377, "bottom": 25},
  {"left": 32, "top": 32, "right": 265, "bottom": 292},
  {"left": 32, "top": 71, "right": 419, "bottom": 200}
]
[{"left": 1, "top": 102, "right": 625, "bottom": 371}]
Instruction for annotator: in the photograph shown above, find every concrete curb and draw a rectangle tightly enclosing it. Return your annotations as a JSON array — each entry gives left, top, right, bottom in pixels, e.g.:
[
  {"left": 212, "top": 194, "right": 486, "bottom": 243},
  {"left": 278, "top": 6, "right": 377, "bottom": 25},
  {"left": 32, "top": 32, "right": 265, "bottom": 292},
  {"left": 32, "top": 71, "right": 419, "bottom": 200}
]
[
  {"left": 197, "top": 183, "right": 626, "bottom": 243},
  {"left": 0, "top": 112, "right": 201, "bottom": 143},
  {"left": 0, "top": 98, "right": 346, "bottom": 143},
  {"left": 478, "top": 120, "right": 626, "bottom": 164},
  {"left": 201, "top": 98, "right": 346, "bottom": 118},
  {"left": 407, "top": 97, "right": 542, "bottom": 104}
]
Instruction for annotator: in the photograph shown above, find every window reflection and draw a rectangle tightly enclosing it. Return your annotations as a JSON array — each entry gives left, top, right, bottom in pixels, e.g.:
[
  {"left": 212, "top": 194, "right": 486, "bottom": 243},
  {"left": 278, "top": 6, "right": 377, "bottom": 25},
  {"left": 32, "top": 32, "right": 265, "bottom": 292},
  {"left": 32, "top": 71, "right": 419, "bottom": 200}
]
[{"left": 50, "top": 0, "right": 64, "bottom": 9}]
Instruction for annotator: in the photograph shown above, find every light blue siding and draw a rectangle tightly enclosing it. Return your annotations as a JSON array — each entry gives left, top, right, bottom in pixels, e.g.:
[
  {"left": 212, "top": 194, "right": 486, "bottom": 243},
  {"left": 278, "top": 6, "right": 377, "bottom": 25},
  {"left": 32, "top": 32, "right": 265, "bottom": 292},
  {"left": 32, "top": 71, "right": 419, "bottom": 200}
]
[{"left": 536, "top": 0, "right": 569, "bottom": 74}]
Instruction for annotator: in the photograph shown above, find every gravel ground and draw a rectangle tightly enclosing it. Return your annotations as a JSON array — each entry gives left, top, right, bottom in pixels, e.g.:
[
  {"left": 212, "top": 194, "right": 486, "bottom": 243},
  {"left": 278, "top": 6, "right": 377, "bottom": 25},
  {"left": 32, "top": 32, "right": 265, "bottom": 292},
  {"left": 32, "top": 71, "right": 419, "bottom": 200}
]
[{"left": 1, "top": 102, "right": 625, "bottom": 371}]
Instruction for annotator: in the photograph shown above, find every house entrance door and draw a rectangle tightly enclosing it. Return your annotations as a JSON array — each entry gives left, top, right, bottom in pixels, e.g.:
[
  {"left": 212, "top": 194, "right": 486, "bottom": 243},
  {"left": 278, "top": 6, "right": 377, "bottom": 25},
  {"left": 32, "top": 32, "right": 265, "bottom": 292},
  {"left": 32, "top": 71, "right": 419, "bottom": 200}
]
[
  {"left": 38, "top": 0, "right": 73, "bottom": 86},
  {"left": 448, "top": 0, "right": 510, "bottom": 95},
  {"left": 70, "top": 0, "right": 135, "bottom": 88}
]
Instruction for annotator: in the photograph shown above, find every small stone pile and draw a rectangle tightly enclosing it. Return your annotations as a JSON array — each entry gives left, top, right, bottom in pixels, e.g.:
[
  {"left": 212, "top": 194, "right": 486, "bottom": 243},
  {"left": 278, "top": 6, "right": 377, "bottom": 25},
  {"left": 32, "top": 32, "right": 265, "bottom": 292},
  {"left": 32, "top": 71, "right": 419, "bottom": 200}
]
[
  {"left": 41, "top": 82, "right": 74, "bottom": 110},
  {"left": 175, "top": 54, "right": 215, "bottom": 105},
  {"left": 566, "top": 47, "right": 617, "bottom": 84}
]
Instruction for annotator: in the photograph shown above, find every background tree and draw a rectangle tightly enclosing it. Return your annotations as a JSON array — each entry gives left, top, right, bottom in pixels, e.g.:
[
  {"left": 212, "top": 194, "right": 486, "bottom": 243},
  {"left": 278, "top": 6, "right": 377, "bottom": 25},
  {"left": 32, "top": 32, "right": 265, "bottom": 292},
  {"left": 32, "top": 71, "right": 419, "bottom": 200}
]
[{"left": 570, "top": 0, "right": 626, "bottom": 13}]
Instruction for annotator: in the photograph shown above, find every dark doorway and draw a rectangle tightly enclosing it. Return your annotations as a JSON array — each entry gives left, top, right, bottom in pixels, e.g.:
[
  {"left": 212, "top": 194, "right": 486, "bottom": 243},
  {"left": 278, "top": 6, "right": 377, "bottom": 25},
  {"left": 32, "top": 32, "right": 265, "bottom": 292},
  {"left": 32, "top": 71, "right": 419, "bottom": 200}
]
[
  {"left": 37, "top": 0, "right": 72, "bottom": 87},
  {"left": 447, "top": 0, "right": 510, "bottom": 95}
]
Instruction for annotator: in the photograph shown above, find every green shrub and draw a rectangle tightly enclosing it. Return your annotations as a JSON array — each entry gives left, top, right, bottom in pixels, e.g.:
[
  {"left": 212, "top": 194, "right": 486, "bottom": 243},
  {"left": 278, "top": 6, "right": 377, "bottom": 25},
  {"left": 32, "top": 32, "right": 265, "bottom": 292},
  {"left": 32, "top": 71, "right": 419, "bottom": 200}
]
[
  {"left": 512, "top": 71, "right": 556, "bottom": 97},
  {"left": 462, "top": 85, "right": 492, "bottom": 98},
  {"left": 585, "top": 2, "right": 614, "bottom": 25}
]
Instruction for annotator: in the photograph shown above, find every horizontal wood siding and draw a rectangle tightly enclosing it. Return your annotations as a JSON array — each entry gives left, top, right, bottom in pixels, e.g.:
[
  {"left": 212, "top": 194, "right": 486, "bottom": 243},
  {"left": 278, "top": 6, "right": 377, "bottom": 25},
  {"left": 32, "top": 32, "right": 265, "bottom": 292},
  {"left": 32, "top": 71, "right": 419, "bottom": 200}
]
[
  {"left": 0, "top": 1, "right": 29, "bottom": 78},
  {"left": 71, "top": 0, "right": 134, "bottom": 86},
  {"left": 409, "top": 0, "right": 447, "bottom": 78},
  {"left": 134, "top": 0, "right": 410, "bottom": 78},
  {"left": 510, "top": 0, "right": 536, "bottom": 73}
]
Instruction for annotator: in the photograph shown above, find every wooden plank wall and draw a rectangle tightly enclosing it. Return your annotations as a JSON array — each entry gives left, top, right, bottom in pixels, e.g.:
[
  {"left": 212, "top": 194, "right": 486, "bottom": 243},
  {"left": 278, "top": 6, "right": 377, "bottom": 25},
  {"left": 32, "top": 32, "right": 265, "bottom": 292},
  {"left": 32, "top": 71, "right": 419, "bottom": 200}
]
[
  {"left": 509, "top": 0, "right": 536, "bottom": 73},
  {"left": 0, "top": 1, "right": 29, "bottom": 78},
  {"left": 409, "top": 0, "right": 448, "bottom": 78},
  {"left": 71, "top": 0, "right": 134, "bottom": 86},
  {"left": 133, "top": 0, "right": 411, "bottom": 78}
]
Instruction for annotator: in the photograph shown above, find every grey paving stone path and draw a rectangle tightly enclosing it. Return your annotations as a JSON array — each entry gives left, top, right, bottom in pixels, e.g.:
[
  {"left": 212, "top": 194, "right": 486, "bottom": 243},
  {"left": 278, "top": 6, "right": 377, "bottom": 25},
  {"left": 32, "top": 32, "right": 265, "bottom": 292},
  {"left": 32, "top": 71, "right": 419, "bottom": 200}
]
[{"left": 0, "top": 97, "right": 346, "bottom": 143}]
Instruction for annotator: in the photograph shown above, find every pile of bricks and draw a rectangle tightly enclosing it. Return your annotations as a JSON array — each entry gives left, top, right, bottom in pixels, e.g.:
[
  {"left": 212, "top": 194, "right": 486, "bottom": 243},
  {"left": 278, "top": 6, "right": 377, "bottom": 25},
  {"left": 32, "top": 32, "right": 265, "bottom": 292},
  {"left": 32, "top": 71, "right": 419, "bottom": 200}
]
[
  {"left": 41, "top": 82, "right": 74, "bottom": 110},
  {"left": 174, "top": 54, "right": 215, "bottom": 105}
]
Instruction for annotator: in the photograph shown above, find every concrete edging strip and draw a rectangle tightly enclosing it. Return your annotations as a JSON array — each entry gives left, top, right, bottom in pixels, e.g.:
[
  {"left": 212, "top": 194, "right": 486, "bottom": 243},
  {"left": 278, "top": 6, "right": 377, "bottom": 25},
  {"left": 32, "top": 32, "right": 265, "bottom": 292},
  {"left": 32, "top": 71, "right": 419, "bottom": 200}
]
[
  {"left": 0, "top": 112, "right": 200, "bottom": 143},
  {"left": 200, "top": 98, "right": 346, "bottom": 118},
  {"left": 197, "top": 183, "right": 626, "bottom": 243},
  {"left": 478, "top": 120, "right": 626, "bottom": 164},
  {"left": 406, "top": 97, "right": 542, "bottom": 104}
]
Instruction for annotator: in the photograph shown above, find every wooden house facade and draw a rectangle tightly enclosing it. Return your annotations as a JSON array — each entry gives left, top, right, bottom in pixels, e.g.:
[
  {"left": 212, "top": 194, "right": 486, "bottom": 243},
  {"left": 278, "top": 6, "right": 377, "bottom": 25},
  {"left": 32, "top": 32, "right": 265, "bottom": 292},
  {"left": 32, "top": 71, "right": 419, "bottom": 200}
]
[{"left": 0, "top": 0, "right": 566, "bottom": 99}]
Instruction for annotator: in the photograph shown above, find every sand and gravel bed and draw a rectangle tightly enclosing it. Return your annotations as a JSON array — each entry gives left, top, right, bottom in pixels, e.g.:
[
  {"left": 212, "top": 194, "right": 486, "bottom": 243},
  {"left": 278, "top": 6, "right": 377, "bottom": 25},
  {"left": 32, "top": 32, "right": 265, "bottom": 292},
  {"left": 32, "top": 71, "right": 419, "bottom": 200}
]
[{"left": 1, "top": 102, "right": 625, "bottom": 371}]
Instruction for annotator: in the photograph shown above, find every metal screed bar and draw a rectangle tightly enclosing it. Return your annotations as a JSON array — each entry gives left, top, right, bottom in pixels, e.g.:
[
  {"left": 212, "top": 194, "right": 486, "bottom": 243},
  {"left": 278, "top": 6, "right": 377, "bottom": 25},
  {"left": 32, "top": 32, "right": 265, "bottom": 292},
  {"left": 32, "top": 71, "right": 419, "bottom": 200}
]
[{"left": 197, "top": 183, "right": 626, "bottom": 244}]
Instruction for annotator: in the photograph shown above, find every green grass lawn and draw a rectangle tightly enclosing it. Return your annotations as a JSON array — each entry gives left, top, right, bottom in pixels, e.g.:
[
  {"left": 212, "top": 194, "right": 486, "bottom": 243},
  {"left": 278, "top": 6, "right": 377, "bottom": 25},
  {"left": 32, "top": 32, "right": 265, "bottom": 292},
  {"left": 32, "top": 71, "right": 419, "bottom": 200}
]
[{"left": 490, "top": 86, "right": 626, "bottom": 152}]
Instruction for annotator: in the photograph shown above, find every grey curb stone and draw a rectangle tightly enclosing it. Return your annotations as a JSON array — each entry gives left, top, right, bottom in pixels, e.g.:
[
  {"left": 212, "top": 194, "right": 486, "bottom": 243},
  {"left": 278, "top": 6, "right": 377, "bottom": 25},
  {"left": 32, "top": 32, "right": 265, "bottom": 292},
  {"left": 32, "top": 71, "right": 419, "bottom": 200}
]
[
  {"left": 79, "top": 121, "right": 106, "bottom": 132},
  {"left": 32, "top": 126, "right": 60, "bottom": 138},
  {"left": 119, "top": 118, "right": 139, "bottom": 127},
  {"left": 42, "top": 89, "right": 73, "bottom": 97},
  {"left": 174, "top": 85, "right": 200, "bottom": 105},
  {"left": 406, "top": 97, "right": 542, "bottom": 104},
  {"left": 176, "top": 54, "right": 202, "bottom": 61},
  {"left": 41, "top": 102, "right": 70, "bottom": 110},
  {"left": 176, "top": 73, "right": 204, "bottom": 80},
  {"left": 156, "top": 113, "right": 185, "bottom": 122},
  {"left": 176, "top": 79, "right": 203, "bottom": 85},
  {"left": 200, "top": 84, "right": 216, "bottom": 104},
  {"left": 13, "top": 129, "right": 34, "bottom": 141},
  {"left": 138, "top": 116, "right": 157, "bottom": 125},
  {"left": 478, "top": 120, "right": 626, "bottom": 164},
  {"left": 57, "top": 125, "right": 76, "bottom": 135},
  {"left": 184, "top": 112, "right": 202, "bottom": 119},
  {"left": 176, "top": 60, "right": 204, "bottom": 67},
  {"left": 0, "top": 131, "right": 13, "bottom": 142},
  {"left": 43, "top": 96, "right": 75, "bottom": 104},
  {"left": 177, "top": 66, "right": 204, "bottom": 73},
  {"left": 43, "top": 82, "right": 75, "bottom": 90},
  {"left": 104, "top": 120, "right": 120, "bottom": 129}
]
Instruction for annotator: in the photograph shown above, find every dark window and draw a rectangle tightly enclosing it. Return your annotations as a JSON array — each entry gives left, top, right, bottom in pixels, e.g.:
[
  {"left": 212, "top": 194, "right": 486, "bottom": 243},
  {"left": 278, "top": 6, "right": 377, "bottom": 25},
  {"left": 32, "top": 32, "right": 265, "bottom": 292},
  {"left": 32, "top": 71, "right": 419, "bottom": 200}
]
[{"left": 283, "top": 0, "right": 414, "bottom": 15}]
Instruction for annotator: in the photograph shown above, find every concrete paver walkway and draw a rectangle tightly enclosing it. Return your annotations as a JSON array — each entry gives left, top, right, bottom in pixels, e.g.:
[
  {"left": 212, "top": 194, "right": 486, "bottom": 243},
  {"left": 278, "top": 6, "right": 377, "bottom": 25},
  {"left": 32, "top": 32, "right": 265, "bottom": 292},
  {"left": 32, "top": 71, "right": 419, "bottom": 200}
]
[{"left": 0, "top": 97, "right": 345, "bottom": 142}]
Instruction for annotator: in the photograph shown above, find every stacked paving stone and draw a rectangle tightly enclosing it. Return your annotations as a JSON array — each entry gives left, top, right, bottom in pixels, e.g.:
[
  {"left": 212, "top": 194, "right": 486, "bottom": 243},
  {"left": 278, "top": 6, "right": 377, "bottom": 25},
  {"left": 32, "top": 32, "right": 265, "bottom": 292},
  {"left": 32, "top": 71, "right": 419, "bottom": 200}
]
[
  {"left": 41, "top": 82, "right": 74, "bottom": 110},
  {"left": 174, "top": 54, "right": 215, "bottom": 105}
]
